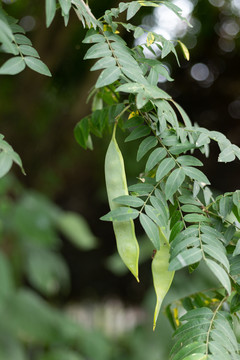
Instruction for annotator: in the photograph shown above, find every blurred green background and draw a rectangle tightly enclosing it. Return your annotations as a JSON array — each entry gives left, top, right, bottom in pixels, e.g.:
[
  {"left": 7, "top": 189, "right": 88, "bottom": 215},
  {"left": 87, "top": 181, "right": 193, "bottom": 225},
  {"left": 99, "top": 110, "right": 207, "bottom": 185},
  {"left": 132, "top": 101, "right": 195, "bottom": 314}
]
[{"left": 0, "top": 0, "right": 240, "bottom": 359}]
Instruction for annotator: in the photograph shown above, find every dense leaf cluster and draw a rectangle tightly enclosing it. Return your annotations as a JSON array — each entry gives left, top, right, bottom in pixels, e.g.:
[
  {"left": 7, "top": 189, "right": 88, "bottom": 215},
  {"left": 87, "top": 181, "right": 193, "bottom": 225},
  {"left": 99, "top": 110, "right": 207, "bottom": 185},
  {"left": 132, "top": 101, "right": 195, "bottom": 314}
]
[{"left": 73, "top": 1, "right": 240, "bottom": 358}]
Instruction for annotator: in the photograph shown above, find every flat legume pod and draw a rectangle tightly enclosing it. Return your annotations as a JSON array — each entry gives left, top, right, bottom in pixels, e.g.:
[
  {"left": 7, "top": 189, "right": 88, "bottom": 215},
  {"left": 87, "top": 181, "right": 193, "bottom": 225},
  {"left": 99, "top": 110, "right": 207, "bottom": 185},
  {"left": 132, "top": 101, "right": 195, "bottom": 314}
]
[
  {"left": 105, "top": 125, "right": 139, "bottom": 281},
  {"left": 152, "top": 229, "right": 174, "bottom": 330}
]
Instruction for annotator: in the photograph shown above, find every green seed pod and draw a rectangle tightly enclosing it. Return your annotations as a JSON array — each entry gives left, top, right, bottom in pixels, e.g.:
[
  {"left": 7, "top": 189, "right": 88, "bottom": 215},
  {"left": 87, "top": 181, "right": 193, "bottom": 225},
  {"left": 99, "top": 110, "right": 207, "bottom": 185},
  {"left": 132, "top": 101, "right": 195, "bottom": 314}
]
[
  {"left": 152, "top": 229, "right": 174, "bottom": 330},
  {"left": 105, "top": 124, "right": 139, "bottom": 282}
]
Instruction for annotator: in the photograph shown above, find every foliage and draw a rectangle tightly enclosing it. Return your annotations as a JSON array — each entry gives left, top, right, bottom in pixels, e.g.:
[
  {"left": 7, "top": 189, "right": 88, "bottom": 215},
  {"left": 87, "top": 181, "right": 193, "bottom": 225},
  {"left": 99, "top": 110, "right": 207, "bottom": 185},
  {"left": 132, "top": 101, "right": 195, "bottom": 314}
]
[
  {"left": 1, "top": 0, "right": 240, "bottom": 359},
  {"left": 0, "top": 175, "right": 102, "bottom": 359}
]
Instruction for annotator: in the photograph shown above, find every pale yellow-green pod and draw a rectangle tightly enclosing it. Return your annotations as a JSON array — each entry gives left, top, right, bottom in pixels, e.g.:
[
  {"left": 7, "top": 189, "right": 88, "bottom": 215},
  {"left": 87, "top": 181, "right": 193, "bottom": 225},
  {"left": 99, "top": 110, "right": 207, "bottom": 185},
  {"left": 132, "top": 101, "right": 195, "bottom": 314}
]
[
  {"left": 152, "top": 228, "right": 175, "bottom": 331},
  {"left": 104, "top": 124, "right": 139, "bottom": 282}
]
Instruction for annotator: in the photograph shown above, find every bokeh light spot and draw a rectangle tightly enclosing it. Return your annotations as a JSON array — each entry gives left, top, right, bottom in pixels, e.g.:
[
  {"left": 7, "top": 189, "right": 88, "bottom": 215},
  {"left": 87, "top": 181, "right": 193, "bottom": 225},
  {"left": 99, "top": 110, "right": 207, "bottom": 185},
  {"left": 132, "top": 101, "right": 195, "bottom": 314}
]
[
  {"left": 208, "top": 0, "right": 225, "bottom": 7},
  {"left": 19, "top": 16, "right": 36, "bottom": 32},
  {"left": 190, "top": 63, "right": 210, "bottom": 81},
  {"left": 218, "top": 38, "right": 235, "bottom": 52},
  {"left": 228, "top": 100, "right": 240, "bottom": 119}
]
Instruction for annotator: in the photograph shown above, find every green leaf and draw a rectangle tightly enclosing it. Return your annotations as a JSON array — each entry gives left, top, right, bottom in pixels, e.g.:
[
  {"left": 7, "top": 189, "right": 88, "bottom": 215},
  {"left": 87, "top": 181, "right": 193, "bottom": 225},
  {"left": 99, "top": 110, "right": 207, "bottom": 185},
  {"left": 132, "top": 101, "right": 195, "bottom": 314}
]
[
  {"left": 145, "top": 205, "right": 164, "bottom": 228},
  {"left": 136, "top": 91, "right": 150, "bottom": 109},
  {"left": 137, "top": 136, "right": 158, "bottom": 161},
  {"left": 144, "top": 84, "right": 171, "bottom": 100},
  {"left": 14, "top": 34, "right": 32, "bottom": 45},
  {"left": 182, "top": 167, "right": 210, "bottom": 185},
  {"left": 233, "top": 190, "right": 240, "bottom": 207},
  {"left": 203, "top": 244, "right": 229, "bottom": 272},
  {"left": 45, "top": 0, "right": 56, "bottom": 27},
  {"left": 169, "top": 248, "right": 202, "bottom": 271},
  {"left": 155, "top": 63, "right": 174, "bottom": 82},
  {"left": 170, "top": 143, "right": 196, "bottom": 155},
  {"left": 218, "top": 146, "right": 236, "bottom": 163},
  {"left": 148, "top": 67, "right": 159, "bottom": 85},
  {"left": 24, "top": 57, "right": 51, "bottom": 77},
  {"left": 181, "top": 204, "right": 203, "bottom": 213},
  {"left": 95, "top": 66, "right": 121, "bottom": 88},
  {"left": 83, "top": 29, "right": 105, "bottom": 44},
  {"left": 172, "top": 100, "right": 192, "bottom": 128},
  {"left": 84, "top": 43, "right": 111, "bottom": 59},
  {"left": 165, "top": 168, "right": 185, "bottom": 200},
  {"left": 172, "top": 343, "right": 206, "bottom": 360},
  {"left": 125, "top": 125, "right": 151, "bottom": 142},
  {"left": 156, "top": 158, "right": 175, "bottom": 181},
  {"left": 170, "top": 236, "right": 200, "bottom": 259},
  {"left": 58, "top": 212, "right": 97, "bottom": 249},
  {"left": 113, "top": 195, "right": 144, "bottom": 208},
  {"left": 10, "top": 23, "right": 25, "bottom": 34},
  {"left": 0, "top": 151, "right": 12, "bottom": 177},
  {"left": 91, "top": 56, "right": 116, "bottom": 71},
  {"left": 201, "top": 234, "right": 225, "bottom": 253},
  {"left": 219, "top": 196, "right": 233, "bottom": 219},
  {"left": 230, "top": 293, "right": 240, "bottom": 313},
  {"left": 205, "top": 259, "right": 231, "bottom": 294},
  {"left": 233, "top": 239, "right": 240, "bottom": 256},
  {"left": 182, "top": 354, "right": 207, "bottom": 360},
  {"left": 128, "top": 182, "right": 154, "bottom": 194},
  {"left": 178, "top": 194, "right": 201, "bottom": 205},
  {"left": 0, "top": 19, "right": 14, "bottom": 41},
  {"left": 0, "top": 19, "right": 17, "bottom": 55},
  {"left": 145, "top": 148, "right": 167, "bottom": 172},
  {"left": 124, "top": 116, "right": 144, "bottom": 129},
  {"left": 116, "top": 82, "right": 144, "bottom": 93},
  {"left": 203, "top": 187, "right": 212, "bottom": 205},
  {"left": 100, "top": 207, "right": 139, "bottom": 221},
  {"left": 134, "top": 26, "right": 145, "bottom": 39},
  {"left": 58, "top": 0, "right": 71, "bottom": 15},
  {"left": 19, "top": 45, "right": 40, "bottom": 58},
  {"left": 74, "top": 117, "right": 90, "bottom": 149},
  {"left": 184, "top": 214, "right": 210, "bottom": 223},
  {"left": 177, "top": 155, "right": 203, "bottom": 167},
  {"left": 139, "top": 213, "right": 160, "bottom": 249},
  {"left": 127, "top": 1, "right": 141, "bottom": 20},
  {"left": 196, "top": 133, "right": 210, "bottom": 147},
  {"left": 150, "top": 196, "right": 168, "bottom": 226},
  {"left": 201, "top": 225, "right": 225, "bottom": 242},
  {"left": 169, "top": 221, "right": 185, "bottom": 242},
  {"left": 122, "top": 66, "right": 146, "bottom": 84},
  {"left": 0, "top": 57, "right": 25, "bottom": 75}
]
